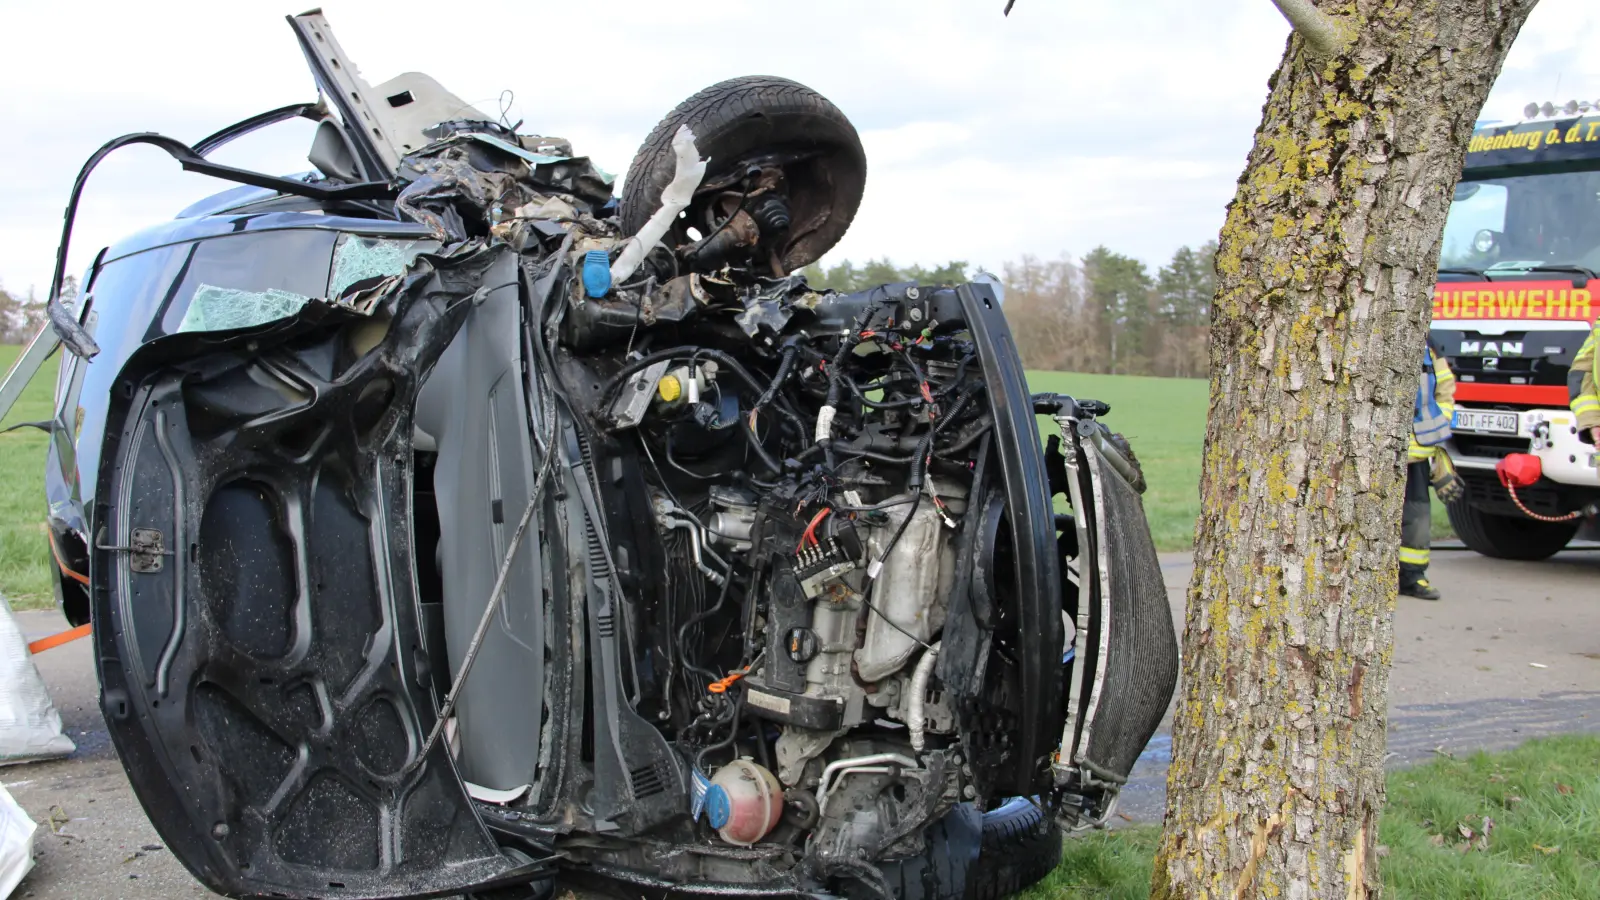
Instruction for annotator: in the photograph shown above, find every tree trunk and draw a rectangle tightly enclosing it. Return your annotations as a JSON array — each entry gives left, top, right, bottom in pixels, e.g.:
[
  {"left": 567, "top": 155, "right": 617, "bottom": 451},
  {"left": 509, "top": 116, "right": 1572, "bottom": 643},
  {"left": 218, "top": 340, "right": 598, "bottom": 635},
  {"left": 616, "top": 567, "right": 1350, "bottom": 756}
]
[{"left": 1153, "top": 2, "right": 1536, "bottom": 897}]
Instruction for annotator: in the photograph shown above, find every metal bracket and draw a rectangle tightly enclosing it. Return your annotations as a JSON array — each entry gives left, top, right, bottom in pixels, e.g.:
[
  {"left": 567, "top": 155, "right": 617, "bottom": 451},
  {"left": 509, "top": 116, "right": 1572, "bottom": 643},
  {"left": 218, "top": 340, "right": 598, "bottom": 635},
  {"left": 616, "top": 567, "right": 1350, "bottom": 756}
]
[{"left": 99, "top": 528, "right": 171, "bottom": 573}]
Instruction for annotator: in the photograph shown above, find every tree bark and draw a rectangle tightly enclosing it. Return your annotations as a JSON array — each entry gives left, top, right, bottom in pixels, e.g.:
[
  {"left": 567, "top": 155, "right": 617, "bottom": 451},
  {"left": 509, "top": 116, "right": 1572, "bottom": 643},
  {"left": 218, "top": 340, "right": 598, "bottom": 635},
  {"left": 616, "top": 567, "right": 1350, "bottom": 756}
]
[{"left": 1153, "top": 2, "right": 1536, "bottom": 897}]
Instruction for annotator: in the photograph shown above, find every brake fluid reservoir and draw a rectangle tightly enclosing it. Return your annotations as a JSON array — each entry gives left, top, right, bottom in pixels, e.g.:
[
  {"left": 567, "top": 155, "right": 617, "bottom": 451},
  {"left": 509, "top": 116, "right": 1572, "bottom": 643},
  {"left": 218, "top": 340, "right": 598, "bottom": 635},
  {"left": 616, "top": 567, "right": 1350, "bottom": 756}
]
[{"left": 704, "top": 758, "right": 783, "bottom": 845}]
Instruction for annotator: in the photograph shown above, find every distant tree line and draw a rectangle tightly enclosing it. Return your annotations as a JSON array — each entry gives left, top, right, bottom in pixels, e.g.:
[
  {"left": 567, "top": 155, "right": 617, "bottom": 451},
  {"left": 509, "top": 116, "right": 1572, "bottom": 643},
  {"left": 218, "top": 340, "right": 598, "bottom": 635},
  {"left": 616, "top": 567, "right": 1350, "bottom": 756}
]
[
  {"left": 803, "top": 243, "right": 1216, "bottom": 379},
  {"left": 5, "top": 252, "right": 1215, "bottom": 381},
  {"left": 0, "top": 279, "right": 60, "bottom": 345}
]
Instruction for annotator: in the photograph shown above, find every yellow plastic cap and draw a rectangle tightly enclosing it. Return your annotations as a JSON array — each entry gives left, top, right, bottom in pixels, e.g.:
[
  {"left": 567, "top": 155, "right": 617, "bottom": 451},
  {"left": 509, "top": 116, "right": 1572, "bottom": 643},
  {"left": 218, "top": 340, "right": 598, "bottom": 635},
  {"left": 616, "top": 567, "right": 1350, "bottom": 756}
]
[{"left": 657, "top": 374, "right": 682, "bottom": 402}]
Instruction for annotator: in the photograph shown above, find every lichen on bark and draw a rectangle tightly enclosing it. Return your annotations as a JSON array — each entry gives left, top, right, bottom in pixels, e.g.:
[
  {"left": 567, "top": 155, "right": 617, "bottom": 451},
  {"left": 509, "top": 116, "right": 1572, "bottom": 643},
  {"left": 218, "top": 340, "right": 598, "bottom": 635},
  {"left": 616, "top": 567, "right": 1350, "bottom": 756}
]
[{"left": 1152, "top": 1, "right": 1538, "bottom": 898}]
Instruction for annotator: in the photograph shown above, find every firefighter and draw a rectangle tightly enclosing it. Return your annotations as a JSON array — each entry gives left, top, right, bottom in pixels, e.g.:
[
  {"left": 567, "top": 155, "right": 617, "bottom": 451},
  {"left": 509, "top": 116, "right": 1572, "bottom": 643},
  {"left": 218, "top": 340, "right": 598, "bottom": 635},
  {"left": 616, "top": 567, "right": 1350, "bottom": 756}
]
[
  {"left": 1573, "top": 325, "right": 1598, "bottom": 446},
  {"left": 1403, "top": 340, "right": 1462, "bottom": 600}
]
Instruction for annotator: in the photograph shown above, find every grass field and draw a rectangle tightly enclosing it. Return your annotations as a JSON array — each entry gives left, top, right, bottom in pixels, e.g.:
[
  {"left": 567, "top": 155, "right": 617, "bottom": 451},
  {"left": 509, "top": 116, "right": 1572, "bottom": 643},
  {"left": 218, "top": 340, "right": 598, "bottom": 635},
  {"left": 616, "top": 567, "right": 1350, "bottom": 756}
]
[
  {"left": 0, "top": 343, "right": 56, "bottom": 609},
  {"left": 1027, "top": 371, "right": 1208, "bottom": 553},
  {"left": 1028, "top": 369, "right": 1456, "bottom": 553},
  {"left": 1024, "top": 734, "right": 1600, "bottom": 899}
]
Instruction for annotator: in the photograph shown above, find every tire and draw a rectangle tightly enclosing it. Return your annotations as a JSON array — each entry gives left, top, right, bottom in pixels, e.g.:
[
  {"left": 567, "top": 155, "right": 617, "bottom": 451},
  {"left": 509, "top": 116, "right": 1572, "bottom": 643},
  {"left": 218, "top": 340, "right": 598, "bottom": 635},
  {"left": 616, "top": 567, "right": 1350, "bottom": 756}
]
[
  {"left": 967, "top": 799, "right": 1062, "bottom": 900},
  {"left": 620, "top": 76, "right": 867, "bottom": 272},
  {"left": 861, "top": 799, "right": 1061, "bottom": 900},
  {"left": 1446, "top": 499, "right": 1578, "bottom": 560},
  {"left": 866, "top": 804, "right": 982, "bottom": 900}
]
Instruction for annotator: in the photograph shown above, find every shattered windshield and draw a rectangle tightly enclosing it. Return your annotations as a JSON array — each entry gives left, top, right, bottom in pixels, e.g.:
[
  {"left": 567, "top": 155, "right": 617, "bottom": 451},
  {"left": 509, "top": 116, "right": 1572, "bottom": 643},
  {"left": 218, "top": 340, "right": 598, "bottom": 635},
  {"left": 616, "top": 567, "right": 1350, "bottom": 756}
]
[{"left": 1440, "top": 169, "right": 1600, "bottom": 272}]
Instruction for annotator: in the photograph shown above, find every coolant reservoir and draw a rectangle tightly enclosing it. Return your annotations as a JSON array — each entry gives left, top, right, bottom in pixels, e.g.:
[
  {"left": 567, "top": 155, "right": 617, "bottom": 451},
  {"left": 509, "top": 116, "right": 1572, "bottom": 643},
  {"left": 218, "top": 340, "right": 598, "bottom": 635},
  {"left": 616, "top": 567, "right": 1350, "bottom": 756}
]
[{"left": 704, "top": 758, "right": 783, "bottom": 845}]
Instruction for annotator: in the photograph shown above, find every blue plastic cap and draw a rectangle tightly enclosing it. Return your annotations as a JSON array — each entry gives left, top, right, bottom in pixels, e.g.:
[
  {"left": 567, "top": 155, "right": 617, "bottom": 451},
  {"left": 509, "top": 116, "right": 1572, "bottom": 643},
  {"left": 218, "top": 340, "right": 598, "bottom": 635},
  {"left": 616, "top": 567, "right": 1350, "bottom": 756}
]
[
  {"left": 705, "top": 784, "right": 731, "bottom": 829},
  {"left": 582, "top": 249, "right": 612, "bottom": 298}
]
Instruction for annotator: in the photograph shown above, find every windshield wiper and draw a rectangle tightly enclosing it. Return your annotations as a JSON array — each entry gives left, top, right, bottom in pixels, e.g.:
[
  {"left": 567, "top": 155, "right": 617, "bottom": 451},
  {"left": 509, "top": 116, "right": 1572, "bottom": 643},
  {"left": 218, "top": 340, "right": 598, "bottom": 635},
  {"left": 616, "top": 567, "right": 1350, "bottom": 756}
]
[
  {"left": 1437, "top": 266, "right": 1485, "bottom": 277},
  {"left": 1516, "top": 263, "right": 1597, "bottom": 280}
]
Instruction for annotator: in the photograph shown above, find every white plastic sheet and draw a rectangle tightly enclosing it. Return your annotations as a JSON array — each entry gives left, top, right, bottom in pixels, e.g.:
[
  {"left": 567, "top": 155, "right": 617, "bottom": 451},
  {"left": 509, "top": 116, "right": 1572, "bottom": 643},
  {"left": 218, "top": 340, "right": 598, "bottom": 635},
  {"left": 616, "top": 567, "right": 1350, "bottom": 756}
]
[
  {"left": 0, "top": 597, "right": 74, "bottom": 766},
  {"left": 0, "top": 785, "right": 35, "bottom": 897}
]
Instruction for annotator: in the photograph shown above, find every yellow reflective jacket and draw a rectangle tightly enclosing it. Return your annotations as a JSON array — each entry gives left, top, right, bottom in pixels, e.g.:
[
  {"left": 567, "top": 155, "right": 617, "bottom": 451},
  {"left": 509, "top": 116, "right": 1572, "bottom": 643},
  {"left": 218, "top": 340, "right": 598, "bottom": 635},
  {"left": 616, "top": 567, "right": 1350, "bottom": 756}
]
[
  {"left": 1572, "top": 326, "right": 1598, "bottom": 432},
  {"left": 1409, "top": 349, "right": 1456, "bottom": 461}
]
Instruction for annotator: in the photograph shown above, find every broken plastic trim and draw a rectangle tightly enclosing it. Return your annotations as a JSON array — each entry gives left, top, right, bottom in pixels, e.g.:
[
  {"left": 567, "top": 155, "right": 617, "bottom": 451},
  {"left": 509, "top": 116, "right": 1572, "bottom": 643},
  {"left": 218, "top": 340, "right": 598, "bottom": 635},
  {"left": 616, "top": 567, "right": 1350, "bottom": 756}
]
[{"left": 44, "top": 132, "right": 396, "bottom": 359}]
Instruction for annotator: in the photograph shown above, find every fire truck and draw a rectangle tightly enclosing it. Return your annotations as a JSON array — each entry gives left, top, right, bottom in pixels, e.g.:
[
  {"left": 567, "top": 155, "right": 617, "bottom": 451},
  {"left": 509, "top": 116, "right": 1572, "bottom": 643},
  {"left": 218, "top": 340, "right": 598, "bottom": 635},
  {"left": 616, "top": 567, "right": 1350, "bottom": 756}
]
[{"left": 1432, "top": 100, "right": 1600, "bottom": 558}]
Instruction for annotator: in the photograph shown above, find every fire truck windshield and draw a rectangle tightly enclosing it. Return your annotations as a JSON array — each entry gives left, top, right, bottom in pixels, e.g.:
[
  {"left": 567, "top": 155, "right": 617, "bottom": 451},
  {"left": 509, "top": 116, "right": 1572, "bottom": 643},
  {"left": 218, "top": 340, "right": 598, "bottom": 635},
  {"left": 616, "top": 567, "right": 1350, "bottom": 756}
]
[{"left": 1440, "top": 169, "right": 1600, "bottom": 273}]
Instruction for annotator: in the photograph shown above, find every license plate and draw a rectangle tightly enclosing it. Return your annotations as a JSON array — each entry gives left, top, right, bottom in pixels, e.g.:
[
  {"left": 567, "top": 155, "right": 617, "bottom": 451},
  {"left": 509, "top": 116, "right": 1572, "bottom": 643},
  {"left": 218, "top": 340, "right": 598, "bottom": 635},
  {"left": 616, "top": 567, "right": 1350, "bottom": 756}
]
[{"left": 1453, "top": 410, "right": 1519, "bottom": 435}]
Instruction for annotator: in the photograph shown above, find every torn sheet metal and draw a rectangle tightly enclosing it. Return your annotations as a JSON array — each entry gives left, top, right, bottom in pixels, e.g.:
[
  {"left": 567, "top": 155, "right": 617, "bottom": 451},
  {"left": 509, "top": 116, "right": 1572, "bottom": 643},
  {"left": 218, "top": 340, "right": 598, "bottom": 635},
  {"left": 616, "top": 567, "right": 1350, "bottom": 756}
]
[
  {"left": 396, "top": 149, "right": 529, "bottom": 243},
  {"left": 734, "top": 275, "right": 822, "bottom": 338},
  {"left": 396, "top": 135, "right": 615, "bottom": 243},
  {"left": 177, "top": 284, "right": 312, "bottom": 333}
]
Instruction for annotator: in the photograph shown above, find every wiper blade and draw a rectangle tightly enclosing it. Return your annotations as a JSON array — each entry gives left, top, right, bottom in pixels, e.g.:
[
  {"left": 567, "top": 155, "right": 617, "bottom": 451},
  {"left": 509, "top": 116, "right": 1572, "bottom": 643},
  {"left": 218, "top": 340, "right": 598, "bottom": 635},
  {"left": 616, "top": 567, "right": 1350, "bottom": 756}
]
[
  {"left": 1515, "top": 263, "right": 1599, "bottom": 279},
  {"left": 1438, "top": 266, "right": 1485, "bottom": 277}
]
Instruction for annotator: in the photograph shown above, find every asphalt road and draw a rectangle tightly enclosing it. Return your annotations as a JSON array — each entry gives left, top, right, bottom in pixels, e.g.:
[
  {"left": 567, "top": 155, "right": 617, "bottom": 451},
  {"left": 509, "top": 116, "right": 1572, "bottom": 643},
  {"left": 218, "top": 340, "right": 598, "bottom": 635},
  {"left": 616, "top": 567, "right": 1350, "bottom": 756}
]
[{"left": 3, "top": 545, "right": 1597, "bottom": 898}]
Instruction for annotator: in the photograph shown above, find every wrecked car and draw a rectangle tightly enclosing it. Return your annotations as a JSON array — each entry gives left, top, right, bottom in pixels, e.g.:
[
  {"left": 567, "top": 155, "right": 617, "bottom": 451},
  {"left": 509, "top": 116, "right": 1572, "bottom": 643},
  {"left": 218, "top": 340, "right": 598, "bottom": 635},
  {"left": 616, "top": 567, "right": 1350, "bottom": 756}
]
[{"left": 24, "top": 11, "right": 1177, "bottom": 900}]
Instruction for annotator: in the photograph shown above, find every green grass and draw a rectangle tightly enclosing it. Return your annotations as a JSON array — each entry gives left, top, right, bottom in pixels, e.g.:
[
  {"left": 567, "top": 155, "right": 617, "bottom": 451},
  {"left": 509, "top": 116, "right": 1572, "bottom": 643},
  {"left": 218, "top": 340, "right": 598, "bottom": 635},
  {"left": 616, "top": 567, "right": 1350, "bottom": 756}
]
[
  {"left": 0, "top": 343, "right": 55, "bottom": 609},
  {"left": 1020, "top": 735, "right": 1600, "bottom": 899},
  {"left": 1028, "top": 370, "right": 1459, "bottom": 551},
  {"left": 1028, "top": 371, "right": 1208, "bottom": 553}
]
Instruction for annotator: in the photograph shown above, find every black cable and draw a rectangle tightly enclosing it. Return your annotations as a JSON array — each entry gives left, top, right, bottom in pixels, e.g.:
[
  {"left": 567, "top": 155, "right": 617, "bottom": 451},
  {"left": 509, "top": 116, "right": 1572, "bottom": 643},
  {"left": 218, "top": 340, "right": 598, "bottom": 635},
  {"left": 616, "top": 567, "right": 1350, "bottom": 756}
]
[
  {"left": 679, "top": 569, "right": 736, "bottom": 685},
  {"left": 910, "top": 387, "right": 978, "bottom": 489},
  {"left": 751, "top": 335, "right": 804, "bottom": 419},
  {"left": 843, "top": 374, "right": 924, "bottom": 409},
  {"left": 871, "top": 493, "right": 924, "bottom": 574},
  {"left": 663, "top": 432, "right": 721, "bottom": 480},
  {"left": 823, "top": 298, "right": 884, "bottom": 411},
  {"left": 860, "top": 594, "right": 935, "bottom": 652},
  {"left": 695, "top": 700, "right": 743, "bottom": 772}
]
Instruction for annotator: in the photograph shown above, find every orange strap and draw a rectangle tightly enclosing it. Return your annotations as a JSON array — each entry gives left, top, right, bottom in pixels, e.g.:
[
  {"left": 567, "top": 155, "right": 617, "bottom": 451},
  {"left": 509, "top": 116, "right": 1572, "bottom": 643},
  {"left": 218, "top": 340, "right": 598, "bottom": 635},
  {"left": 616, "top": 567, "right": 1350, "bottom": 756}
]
[
  {"left": 28, "top": 624, "right": 92, "bottom": 654},
  {"left": 46, "top": 530, "right": 89, "bottom": 586}
]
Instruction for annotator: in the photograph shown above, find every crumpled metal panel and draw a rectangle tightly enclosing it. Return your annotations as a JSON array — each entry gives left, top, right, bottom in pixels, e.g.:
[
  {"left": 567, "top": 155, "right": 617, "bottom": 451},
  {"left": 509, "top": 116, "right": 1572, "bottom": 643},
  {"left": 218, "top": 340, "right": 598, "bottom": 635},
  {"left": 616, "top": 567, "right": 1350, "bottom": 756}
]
[{"left": 1078, "top": 445, "right": 1179, "bottom": 782}]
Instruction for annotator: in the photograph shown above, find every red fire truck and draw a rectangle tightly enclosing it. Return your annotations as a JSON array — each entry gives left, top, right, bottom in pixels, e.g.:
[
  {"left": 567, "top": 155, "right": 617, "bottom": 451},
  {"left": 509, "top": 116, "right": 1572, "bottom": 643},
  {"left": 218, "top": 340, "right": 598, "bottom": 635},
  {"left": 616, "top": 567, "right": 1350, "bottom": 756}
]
[{"left": 1433, "top": 101, "right": 1600, "bottom": 558}]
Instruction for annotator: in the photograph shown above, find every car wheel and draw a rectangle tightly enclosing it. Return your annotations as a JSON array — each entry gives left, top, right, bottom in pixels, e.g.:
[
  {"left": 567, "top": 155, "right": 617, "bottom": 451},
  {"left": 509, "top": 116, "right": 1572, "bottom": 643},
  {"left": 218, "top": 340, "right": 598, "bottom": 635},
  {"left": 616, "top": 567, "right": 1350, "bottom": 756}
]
[
  {"left": 620, "top": 75, "right": 866, "bottom": 272},
  {"left": 967, "top": 798, "right": 1062, "bottom": 900},
  {"left": 1445, "top": 498, "right": 1578, "bottom": 560},
  {"left": 861, "top": 799, "right": 1061, "bottom": 900}
]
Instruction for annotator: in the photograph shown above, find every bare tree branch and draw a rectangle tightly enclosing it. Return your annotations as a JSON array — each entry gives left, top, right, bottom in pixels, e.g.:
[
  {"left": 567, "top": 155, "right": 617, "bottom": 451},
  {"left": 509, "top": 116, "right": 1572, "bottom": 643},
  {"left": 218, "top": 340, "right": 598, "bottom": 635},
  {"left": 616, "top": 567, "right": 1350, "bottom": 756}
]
[{"left": 1270, "top": 0, "right": 1349, "bottom": 57}]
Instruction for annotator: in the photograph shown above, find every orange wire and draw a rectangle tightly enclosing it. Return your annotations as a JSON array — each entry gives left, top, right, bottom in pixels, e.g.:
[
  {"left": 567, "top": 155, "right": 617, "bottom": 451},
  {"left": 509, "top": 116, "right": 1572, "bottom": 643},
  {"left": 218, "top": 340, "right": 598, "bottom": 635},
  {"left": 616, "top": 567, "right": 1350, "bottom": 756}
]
[{"left": 797, "top": 508, "right": 831, "bottom": 552}]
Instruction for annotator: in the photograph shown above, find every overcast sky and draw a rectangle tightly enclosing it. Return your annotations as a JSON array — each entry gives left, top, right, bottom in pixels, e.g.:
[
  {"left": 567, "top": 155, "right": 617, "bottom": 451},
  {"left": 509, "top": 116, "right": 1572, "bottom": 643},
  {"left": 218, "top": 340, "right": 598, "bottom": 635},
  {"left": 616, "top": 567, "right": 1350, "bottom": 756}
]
[{"left": 1, "top": 0, "right": 1595, "bottom": 297}]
